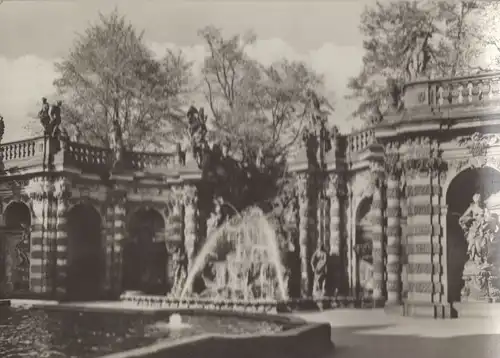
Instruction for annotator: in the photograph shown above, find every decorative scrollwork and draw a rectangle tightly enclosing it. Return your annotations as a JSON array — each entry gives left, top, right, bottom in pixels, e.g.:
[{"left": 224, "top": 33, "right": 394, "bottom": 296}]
[{"left": 458, "top": 132, "right": 500, "bottom": 158}]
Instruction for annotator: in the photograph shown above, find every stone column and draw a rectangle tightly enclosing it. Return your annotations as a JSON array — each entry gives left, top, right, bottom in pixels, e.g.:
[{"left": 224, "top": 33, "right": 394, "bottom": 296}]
[
  {"left": 105, "top": 189, "right": 126, "bottom": 296},
  {"left": 403, "top": 137, "right": 443, "bottom": 313},
  {"left": 53, "top": 178, "right": 71, "bottom": 297},
  {"left": 182, "top": 185, "right": 198, "bottom": 269},
  {"left": 370, "top": 161, "right": 386, "bottom": 303},
  {"left": 297, "top": 173, "right": 311, "bottom": 297},
  {"left": 327, "top": 173, "right": 341, "bottom": 256},
  {"left": 386, "top": 163, "right": 402, "bottom": 304},
  {"left": 26, "top": 177, "right": 51, "bottom": 294}
]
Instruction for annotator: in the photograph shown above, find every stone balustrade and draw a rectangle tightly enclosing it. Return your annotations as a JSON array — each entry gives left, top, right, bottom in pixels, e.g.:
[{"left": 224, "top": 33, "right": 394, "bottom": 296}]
[
  {"left": 0, "top": 136, "right": 182, "bottom": 173},
  {"left": 346, "top": 128, "right": 375, "bottom": 154},
  {"left": 405, "top": 71, "right": 500, "bottom": 109},
  {"left": 63, "top": 140, "right": 111, "bottom": 168},
  {"left": 0, "top": 136, "right": 45, "bottom": 163},
  {"left": 125, "top": 151, "right": 176, "bottom": 170}
]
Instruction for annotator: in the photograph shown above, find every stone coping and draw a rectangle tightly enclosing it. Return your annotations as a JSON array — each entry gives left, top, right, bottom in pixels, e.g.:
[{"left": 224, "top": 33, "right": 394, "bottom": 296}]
[
  {"left": 6, "top": 299, "right": 334, "bottom": 358},
  {"left": 120, "top": 293, "right": 375, "bottom": 313}
]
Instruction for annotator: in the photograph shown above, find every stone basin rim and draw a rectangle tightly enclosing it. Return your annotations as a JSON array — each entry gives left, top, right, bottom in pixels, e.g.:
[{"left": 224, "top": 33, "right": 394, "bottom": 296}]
[{"left": 2, "top": 300, "right": 333, "bottom": 358}]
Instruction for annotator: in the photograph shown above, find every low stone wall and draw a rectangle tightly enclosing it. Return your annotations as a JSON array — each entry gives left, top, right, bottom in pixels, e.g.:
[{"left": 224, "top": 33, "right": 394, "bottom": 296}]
[
  {"left": 35, "top": 303, "right": 333, "bottom": 358},
  {"left": 99, "top": 321, "right": 333, "bottom": 358}
]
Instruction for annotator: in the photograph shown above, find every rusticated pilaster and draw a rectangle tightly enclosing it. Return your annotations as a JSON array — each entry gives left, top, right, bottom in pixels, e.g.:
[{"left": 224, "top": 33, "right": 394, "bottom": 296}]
[
  {"left": 53, "top": 178, "right": 71, "bottom": 297},
  {"left": 297, "top": 173, "right": 310, "bottom": 297},
  {"left": 107, "top": 189, "right": 127, "bottom": 295},
  {"left": 327, "top": 173, "right": 341, "bottom": 256},
  {"left": 25, "top": 177, "right": 52, "bottom": 294},
  {"left": 385, "top": 142, "right": 402, "bottom": 304},
  {"left": 370, "top": 160, "right": 385, "bottom": 301},
  {"left": 182, "top": 185, "right": 198, "bottom": 269}
]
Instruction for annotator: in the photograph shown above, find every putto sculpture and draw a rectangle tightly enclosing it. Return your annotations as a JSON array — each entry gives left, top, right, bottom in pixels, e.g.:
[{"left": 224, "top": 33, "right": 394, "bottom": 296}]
[{"left": 187, "top": 105, "right": 208, "bottom": 167}]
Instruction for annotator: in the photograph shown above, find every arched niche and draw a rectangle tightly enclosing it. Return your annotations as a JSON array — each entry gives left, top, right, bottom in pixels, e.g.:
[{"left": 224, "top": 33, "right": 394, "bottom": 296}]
[
  {"left": 446, "top": 166, "right": 500, "bottom": 303},
  {"left": 355, "top": 196, "right": 374, "bottom": 298},
  {"left": 1, "top": 201, "right": 32, "bottom": 294},
  {"left": 123, "top": 207, "right": 167, "bottom": 295},
  {"left": 66, "top": 204, "right": 103, "bottom": 300}
]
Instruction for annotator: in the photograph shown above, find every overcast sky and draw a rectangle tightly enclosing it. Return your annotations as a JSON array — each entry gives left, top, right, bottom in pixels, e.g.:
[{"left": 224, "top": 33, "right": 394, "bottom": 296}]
[{"left": 0, "top": 0, "right": 377, "bottom": 142}]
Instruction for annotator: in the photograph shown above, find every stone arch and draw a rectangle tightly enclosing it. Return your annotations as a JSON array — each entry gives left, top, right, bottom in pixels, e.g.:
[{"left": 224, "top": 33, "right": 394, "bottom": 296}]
[
  {"left": 66, "top": 203, "right": 104, "bottom": 300},
  {"left": 3, "top": 201, "right": 32, "bottom": 229},
  {"left": 354, "top": 195, "right": 374, "bottom": 298},
  {"left": 123, "top": 207, "right": 168, "bottom": 295},
  {"left": 1, "top": 201, "right": 32, "bottom": 294},
  {"left": 445, "top": 166, "right": 500, "bottom": 303},
  {"left": 68, "top": 199, "right": 106, "bottom": 221},
  {"left": 443, "top": 162, "right": 500, "bottom": 200}
]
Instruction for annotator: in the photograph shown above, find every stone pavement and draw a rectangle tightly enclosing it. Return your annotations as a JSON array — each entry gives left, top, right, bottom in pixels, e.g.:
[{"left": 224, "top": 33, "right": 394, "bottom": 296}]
[{"left": 296, "top": 309, "right": 500, "bottom": 358}]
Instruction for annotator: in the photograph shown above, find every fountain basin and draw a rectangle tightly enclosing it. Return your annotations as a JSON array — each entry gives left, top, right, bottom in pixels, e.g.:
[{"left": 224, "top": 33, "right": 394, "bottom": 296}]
[{"left": 0, "top": 301, "right": 333, "bottom": 358}]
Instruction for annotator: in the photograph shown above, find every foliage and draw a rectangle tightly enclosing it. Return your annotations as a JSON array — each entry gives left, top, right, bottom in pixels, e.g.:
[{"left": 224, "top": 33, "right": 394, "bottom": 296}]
[
  {"left": 472, "top": 1, "right": 500, "bottom": 69},
  {"left": 198, "top": 26, "right": 330, "bottom": 210},
  {"left": 347, "top": 0, "right": 484, "bottom": 124},
  {"left": 53, "top": 10, "right": 193, "bottom": 150}
]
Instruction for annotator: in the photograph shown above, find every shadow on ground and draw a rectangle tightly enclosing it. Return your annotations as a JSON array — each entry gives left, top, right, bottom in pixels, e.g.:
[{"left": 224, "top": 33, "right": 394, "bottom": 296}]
[{"left": 329, "top": 325, "right": 499, "bottom": 358}]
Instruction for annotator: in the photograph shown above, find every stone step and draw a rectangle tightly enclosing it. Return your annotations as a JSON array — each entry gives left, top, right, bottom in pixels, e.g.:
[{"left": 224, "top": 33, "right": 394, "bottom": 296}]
[{"left": 453, "top": 302, "right": 500, "bottom": 318}]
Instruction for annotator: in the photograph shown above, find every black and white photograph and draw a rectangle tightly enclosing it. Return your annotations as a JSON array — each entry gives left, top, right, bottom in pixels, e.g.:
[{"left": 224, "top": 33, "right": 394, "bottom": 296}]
[{"left": 0, "top": 0, "right": 499, "bottom": 357}]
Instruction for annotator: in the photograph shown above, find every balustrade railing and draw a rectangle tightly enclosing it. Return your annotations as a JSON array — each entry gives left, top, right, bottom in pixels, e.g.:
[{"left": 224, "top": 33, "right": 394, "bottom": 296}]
[
  {"left": 0, "top": 136, "right": 45, "bottom": 162},
  {"left": 346, "top": 128, "right": 375, "bottom": 154},
  {"left": 406, "top": 71, "right": 500, "bottom": 109},
  {"left": 63, "top": 141, "right": 111, "bottom": 168},
  {"left": 0, "top": 136, "right": 180, "bottom": 173},
  {"left": 125, "top": 151, "right": 176, "bottom": 171}
]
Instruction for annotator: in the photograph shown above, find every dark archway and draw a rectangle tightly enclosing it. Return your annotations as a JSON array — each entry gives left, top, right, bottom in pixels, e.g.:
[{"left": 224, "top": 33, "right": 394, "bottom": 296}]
[
  {"left": 123, "top": 208, "right": 167, "bottom": 294},
  {"left": 446, "top": 166, "right": 500, "bottom": 303},
  {"left": 1, "top": 202, "right": 32, "bottom": 295},
  {"left": 355, "top": 196, "right": 373, "bottom": 299},
  {"left": 66, "top": 204, "right": 103, "bottom": 300}
]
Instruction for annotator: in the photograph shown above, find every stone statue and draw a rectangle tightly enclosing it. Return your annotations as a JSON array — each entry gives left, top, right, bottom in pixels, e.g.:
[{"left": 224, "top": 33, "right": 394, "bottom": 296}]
[
  {"left": 15, "top": 223, "right": 30, "bottom": 268},
  {"left": 311, "top": 243, "right": 328, "bottom": 297},
  {"left": 110, "top": 118, "right": 124, "bottom": 170},
  {"left": 459, "top": 193, "right": 490, "bottom": 263},
  {"left": 207, "top": 198, "right": 223, "bottom": 236},
  {"left": 171, "top": 246, "right": 188, "bottom": 296},
  {"left": 38, "top": 97, "right": 51, "bottom": 133},
  {"left": 459, "top": 192, "right": 500, "bottom": 300},
  {"left": 187, "top": 106, "right": 208, "bottom": 167},
  {"left": 387, "top": 78, "right": 403, "bottom": 111},
  {"left": 48, "top": 100, "right": 62, "bottom": 137},
  {"left": 406, "top": 31, "right": 432, "bottom": 80},
  {"left": 0, "top": 114, "right": 4, "bottom": 144}
]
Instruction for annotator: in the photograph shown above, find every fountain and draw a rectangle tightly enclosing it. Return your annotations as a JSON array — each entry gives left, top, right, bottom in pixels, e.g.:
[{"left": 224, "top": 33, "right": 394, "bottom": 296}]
[{"left": 180, "top": 207, "right": 288, "bottom": 303}]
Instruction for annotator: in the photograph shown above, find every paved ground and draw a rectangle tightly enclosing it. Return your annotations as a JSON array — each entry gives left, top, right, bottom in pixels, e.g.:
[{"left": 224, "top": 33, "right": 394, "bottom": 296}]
[{"left": 297, "top": 310, "right": 500, "bottom": 358}]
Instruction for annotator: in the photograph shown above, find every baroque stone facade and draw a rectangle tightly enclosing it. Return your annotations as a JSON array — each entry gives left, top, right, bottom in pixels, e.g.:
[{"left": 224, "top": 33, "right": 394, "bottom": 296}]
[{"left": 2, "top": 72, "right": 500, "bottom": 318}]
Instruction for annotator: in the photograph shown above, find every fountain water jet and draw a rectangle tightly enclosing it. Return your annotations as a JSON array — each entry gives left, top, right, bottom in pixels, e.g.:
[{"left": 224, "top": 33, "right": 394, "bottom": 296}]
[{"left": 180, "top": 207, "right": 288, "bottom": 301}]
